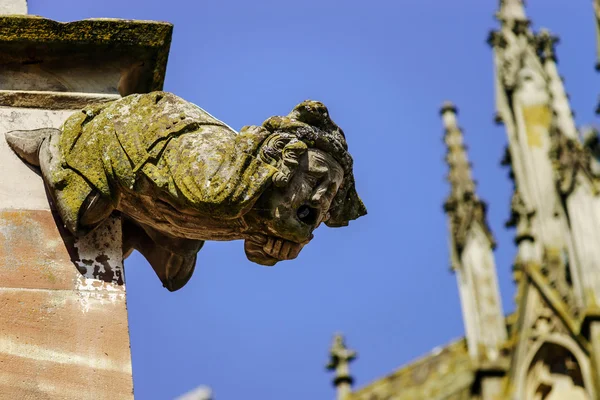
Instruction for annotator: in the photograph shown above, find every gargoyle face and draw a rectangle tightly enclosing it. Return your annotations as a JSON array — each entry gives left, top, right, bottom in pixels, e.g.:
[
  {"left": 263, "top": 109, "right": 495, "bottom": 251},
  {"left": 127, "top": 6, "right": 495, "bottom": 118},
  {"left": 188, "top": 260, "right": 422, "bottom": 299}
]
[{"left": 244, "top": 148, "right": 344, "bottom": 266}]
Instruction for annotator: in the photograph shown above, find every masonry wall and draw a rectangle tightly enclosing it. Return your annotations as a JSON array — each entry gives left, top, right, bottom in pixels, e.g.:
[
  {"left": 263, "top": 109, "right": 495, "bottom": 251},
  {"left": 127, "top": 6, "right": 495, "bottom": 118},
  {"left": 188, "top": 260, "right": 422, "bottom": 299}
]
[{"left": 0, "top": 106, "right": 133, "bottom": 399}]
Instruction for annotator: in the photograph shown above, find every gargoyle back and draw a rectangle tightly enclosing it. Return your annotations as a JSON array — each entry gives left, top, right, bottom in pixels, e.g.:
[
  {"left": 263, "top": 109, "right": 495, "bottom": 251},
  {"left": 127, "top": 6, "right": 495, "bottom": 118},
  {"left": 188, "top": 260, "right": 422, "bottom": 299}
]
[{"left": 59, "top": 92, "right": 234, "bottom": 197}]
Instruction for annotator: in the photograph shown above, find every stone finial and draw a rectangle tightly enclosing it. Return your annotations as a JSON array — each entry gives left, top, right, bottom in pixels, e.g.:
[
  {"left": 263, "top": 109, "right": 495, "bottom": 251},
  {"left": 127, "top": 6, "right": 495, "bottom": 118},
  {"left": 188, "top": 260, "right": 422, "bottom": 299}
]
[
  {"left": 440, "top": 100, "right": 458, "bottom": 116},
  {"left": 326, "top": 333, "right": 356, "bottom": 399},
  {"left": 175, "top": 386, "right": 213, "bottom": 400},
  {"left": 536, "top": 29, "right": 559, "bottom": 62},
  {"left": 496, "top": 0, "right": 528, "bottom": 23},
  {"left": 0, "top": 0, "right": 27, "bottom": 15}
]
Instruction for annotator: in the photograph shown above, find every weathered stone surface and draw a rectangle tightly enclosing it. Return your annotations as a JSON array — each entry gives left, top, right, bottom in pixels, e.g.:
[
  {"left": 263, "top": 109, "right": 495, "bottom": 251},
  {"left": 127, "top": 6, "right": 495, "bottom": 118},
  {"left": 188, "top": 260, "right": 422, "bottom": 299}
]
[
  {"left": 1, "top": 91, "right": 131, "bottom": 400},
  {"left": 0, "top": 210, "right": 80, "bottom": 290},
  {"left": 6, "top": 91, "right": 367, "bottom": 292},
  {"left": 349, "top": 339, "right": 474, "bottom": 400},
  {"left": 0, "top": 210, "right": 132, "bottom": 399}
]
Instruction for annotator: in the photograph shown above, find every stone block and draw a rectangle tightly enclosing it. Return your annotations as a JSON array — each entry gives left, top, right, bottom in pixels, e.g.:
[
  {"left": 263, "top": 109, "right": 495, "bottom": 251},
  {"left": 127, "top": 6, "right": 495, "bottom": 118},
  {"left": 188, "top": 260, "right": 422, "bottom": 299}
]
[
  {"left": 0, "top": 210, "right": 132, "bottom": 399},
  {"left": 0, "top": 130, "right": 132, "bottom": 398},
  {"left": 0, "top": 289, "right": 132, "bottom": 399}
]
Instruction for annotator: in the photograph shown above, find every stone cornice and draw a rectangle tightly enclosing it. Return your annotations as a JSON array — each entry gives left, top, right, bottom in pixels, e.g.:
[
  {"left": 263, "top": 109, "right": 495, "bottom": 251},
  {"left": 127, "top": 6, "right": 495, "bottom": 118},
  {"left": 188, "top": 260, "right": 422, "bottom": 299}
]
[{"left": 0, "top": 15, "right": 173, "bottom": 94}]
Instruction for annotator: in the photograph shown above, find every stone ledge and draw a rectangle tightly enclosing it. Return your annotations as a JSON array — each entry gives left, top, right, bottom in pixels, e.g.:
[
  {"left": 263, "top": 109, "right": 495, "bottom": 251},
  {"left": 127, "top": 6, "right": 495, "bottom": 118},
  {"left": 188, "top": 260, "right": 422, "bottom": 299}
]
[
  {"left": 0, "top": 15, "right": 172, "bottom": 47},
  {"left": 0, "top": 15, "right": 173, "bottom": 94}
]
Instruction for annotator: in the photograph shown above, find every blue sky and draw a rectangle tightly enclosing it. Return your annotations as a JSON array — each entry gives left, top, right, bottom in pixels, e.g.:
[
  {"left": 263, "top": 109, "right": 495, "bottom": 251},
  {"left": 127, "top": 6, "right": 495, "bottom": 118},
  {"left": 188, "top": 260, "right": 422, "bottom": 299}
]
[{"left": 30, "top": 1, "right": 599, "bottom": 399}]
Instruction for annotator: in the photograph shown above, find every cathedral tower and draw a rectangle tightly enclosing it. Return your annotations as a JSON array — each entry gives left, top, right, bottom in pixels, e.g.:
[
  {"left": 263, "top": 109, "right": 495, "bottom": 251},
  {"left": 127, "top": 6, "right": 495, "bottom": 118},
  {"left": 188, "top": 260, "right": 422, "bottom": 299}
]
[
  {"left": 324, "top": 2, "right": 600, "bottom": 399},
  {"left": 489, "top": 0, "right": 598, "bottom": 398}
]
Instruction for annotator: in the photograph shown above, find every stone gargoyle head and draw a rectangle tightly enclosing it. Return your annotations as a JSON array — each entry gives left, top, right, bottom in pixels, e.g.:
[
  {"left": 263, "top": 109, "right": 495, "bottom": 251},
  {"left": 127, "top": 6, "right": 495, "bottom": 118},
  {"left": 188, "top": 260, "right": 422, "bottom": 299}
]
[{"left": 6, "top": 92, "right": 366, "bottom": 291}]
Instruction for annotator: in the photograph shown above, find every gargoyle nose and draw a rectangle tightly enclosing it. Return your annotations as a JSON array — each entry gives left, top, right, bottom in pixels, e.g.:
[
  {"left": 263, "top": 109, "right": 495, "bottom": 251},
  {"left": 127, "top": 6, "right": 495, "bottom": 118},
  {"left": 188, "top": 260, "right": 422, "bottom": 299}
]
[{"left": 311, "top": 190, "right": 328, "bottom": 207}]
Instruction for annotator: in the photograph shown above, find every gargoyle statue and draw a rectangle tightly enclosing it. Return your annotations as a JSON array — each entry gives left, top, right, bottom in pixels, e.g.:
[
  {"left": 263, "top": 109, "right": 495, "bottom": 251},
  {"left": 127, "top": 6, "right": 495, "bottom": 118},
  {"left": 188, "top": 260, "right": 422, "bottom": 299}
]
[{"left": 6, "top": 92, "right": 366, "bottom": 291}]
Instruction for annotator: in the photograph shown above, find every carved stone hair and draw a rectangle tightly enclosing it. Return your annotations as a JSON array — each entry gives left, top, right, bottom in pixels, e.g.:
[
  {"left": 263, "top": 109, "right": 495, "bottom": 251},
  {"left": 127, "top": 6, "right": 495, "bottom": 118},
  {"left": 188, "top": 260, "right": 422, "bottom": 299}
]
[{"left": 242, "top": 100, "right": 366, "bottom": 227}]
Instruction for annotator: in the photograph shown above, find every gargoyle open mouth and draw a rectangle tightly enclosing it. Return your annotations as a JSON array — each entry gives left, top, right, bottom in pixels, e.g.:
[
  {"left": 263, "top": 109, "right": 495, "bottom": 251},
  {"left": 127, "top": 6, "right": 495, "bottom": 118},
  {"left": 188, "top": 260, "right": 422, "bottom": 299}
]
[
  {"left": 244, "top": 233, "right": 313, "bottom": 266},
  {"left": 296, "top": 204, "right": 320, "bottom": 226}
]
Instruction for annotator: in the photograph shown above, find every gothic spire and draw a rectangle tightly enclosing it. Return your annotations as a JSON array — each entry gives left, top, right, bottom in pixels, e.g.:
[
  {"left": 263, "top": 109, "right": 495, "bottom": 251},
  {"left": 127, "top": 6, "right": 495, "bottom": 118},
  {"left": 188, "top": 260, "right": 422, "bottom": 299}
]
[
  {"left": 441, "top": 102, "right": 494, "bottom": 252},
  {"left": 440, "top": 103, "right": 506, "bottom": 367},
  {"left": 441, "top": 101, "right": 476, "bottom": 209},
  {"left": 326, "top": 333, "right": 356, "bottom": 400}
]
